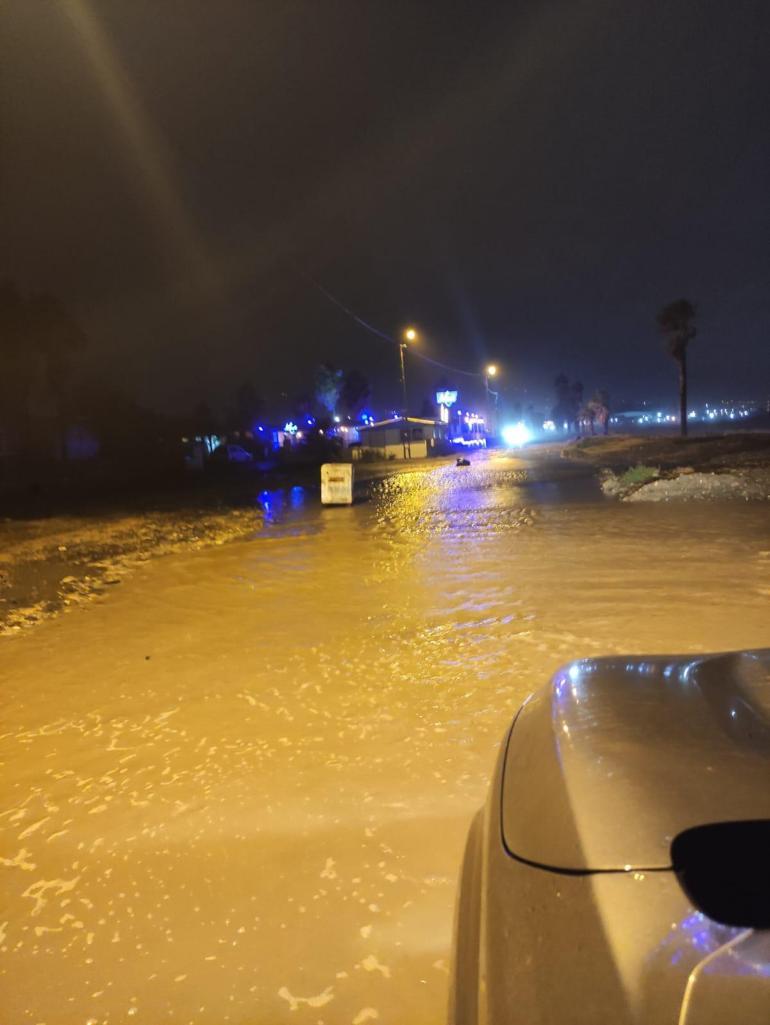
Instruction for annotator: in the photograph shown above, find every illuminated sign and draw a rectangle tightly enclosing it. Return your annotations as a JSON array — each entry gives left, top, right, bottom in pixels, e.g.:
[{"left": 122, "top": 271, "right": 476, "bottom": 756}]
[{"left": 436, "top": 390, "right": 458, "bottom": 407}]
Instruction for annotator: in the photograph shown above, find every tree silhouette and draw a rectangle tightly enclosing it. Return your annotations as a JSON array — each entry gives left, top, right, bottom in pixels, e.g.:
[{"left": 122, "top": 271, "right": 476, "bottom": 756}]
[
  {"left": 0, "top": 280, "right": 85, "bottom": 459},
  {"left": 339, "top": 369, "right": 370, "bottom": 416},
  {"left": 657, "top": 299, "right": 696, "bottom": 437},
  {"left": 591, "top": 391, "right": 610, "bottom": 435},
  {"left": 234, "top": 382, "right": 262, "bottom": 431},
  {"left": 28, "top": 292, "right": 85, "bottom": 397},
  {"left": 191, "top": 400, "right": 219, "bottom": 439},
  {"left": 314, "top": 363, "right": 343, "bottom": 417},
  {"left": 551, "top": 373, "right": 580, "bottom": 431},
  {"left": 294, "top": 392, "right": 314, "bottom": 419},
  {"left": 73, "top": 379, "right": 165, "bottom": 460}
]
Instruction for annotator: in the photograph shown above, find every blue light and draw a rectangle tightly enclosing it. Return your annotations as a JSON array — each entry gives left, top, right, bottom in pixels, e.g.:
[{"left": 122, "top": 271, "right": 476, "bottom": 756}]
[{"left": 651, "top": 911, "right": 746, "bottom": 969}]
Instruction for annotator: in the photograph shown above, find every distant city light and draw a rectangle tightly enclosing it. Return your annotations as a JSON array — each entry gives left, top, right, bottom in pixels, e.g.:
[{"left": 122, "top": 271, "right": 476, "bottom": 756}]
[
  {"left": 284, "top": 421, "right": 298, "bottom": 434},
  {"left": 542, "top": 420, "right": 556, "bottom": 431},
  {"left": 619, "top": 401, "right": 755, "bottom": 427},
  {"left": 333, "top": 415, "right": 341, "bottom": 423},
  {"left": 502, "top": 422, "right": 532, "bottom": 447}
]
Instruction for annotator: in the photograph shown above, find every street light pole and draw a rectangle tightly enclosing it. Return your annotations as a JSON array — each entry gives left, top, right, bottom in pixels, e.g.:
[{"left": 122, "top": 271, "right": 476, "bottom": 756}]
[
  {"left": 400, "top": 327, "right": 417, "bottom": 416},
  {"left": 399, "top": 342, "right": 408, "bottom": 414},
  {"left": 485, "top": 364, "right": 498, "bottom": 436}
]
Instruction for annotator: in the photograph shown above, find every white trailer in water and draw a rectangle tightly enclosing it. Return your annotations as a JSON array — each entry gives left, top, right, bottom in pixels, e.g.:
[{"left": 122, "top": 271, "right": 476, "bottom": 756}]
[{"left": 320, "top": 463, "right": 354, "bottom": 505}]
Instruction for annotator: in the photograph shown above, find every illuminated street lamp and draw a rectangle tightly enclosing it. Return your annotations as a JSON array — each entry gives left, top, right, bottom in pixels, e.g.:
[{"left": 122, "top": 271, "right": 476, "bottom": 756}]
[
  {"left": 485, "top": 363, "right": 499, "bottom": 434},
  {"left": 399, "top": 327, "right": 418, "bottom": 414}
]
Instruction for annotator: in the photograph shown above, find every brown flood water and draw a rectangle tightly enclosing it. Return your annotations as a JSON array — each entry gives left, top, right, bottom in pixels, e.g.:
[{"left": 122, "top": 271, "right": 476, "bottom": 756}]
[{"left": 1, "top": 456, "right": 768, "bottom": 1024}]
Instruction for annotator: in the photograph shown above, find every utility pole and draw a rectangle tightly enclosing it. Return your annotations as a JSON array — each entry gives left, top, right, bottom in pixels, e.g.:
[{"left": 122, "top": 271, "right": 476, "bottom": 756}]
[
  {"left": 485, "top": 364, "right": 498, "bottom": 436},
  {"left": 400, "top": 327, "right": 417, "bottom": 415}
]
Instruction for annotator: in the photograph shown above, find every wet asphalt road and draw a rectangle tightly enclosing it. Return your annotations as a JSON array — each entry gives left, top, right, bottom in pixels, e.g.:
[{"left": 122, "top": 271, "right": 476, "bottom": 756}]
[{"left": 1, "top": 452, "right": 769, "bottom": 1024}]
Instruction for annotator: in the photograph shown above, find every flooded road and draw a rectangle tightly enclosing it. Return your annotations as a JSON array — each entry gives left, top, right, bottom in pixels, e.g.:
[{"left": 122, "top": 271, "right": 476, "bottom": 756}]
[{"left": 2, "top": 454, "right": 769, "bottom": 1024}]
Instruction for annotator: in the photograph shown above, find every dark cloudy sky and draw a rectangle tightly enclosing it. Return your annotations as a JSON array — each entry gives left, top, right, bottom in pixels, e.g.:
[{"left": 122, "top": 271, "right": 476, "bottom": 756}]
[{"left": 1, "top": 0, "right": 768, "bottom": 416}]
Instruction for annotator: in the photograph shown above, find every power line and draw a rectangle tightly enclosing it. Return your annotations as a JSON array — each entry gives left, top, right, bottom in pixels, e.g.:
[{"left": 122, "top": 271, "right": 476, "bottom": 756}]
[
  {"left": 411, "top": 351, "right": 482, "bottom": 379},
  {"left": 302, "top": 271, "right": 483, "bottom": 380},
  {"left": 304, "top": 274, "right": 394, "bottom": 345}
]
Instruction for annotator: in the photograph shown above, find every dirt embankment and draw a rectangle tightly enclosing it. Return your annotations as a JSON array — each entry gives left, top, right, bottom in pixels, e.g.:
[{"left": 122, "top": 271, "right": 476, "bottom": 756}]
[
  {"left": 561, "top": 433, "right": 770, "bottom": 501},
  {"left": 0, "top": 507, "right": 261, "bottom": 636}
]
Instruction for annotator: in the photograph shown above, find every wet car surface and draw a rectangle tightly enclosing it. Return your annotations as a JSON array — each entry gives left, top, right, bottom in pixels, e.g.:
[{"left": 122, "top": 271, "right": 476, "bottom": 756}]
[{"left": 450, "top": 649, "right": 770, "bottom": 1024}]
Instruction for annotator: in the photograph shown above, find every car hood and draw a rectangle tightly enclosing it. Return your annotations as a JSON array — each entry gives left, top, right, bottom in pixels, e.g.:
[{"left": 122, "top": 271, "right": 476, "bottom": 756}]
[{"left": 501, "top": 649, "right": 770, "bottom": 871}]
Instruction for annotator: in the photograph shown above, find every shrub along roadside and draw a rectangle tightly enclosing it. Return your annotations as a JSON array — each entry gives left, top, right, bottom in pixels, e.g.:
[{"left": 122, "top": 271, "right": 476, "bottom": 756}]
[{"left": 618, "top": 464, "right": 660, "bottom": 488}]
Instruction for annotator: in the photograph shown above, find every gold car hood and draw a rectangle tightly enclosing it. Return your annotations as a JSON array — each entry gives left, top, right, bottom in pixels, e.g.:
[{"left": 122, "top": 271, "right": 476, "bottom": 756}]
[{"left": 501, "top": 649, "right": 770, "bottom": 871}]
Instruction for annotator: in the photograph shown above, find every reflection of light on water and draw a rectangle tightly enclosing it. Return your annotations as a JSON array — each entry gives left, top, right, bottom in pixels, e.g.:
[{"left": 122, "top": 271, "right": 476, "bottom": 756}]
[
  {"left": 258, "top": 489, "right": 274, "bottom": 521},
  {"left": 255, "top": 486, "right": 313, "bottom": 533},
  {"left": 257, "top": 487, "right": 307, "bottom": 518}
]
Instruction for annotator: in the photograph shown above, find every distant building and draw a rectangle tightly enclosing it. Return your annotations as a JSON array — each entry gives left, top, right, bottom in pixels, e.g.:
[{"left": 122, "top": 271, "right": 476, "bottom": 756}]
[
  {"left": 612, "top": 410, "right": 648, "bottom": 425},
  {"left": 355, "top": 417, "right": 449, "bottom": 459}
]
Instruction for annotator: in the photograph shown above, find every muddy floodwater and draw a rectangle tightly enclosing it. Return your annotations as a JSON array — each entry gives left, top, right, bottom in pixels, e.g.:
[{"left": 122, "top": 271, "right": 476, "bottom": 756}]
[{"left": 1, "top": 455, "right": 769, "bottom": 1024}]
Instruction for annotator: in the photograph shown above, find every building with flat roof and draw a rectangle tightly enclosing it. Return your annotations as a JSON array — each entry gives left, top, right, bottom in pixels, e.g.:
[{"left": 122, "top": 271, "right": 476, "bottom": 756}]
[{"left": 355, "top": 417, "right": 449, "bottom": 460}]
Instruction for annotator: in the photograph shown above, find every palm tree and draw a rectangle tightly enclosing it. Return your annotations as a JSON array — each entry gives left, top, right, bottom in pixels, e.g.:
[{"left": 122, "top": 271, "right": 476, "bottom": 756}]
[
  {"left": 590, "top": 391, "right": 610, "bottom": 435},
  {"left": 657, "top": 299, "right": 696, "bottom": 437}
]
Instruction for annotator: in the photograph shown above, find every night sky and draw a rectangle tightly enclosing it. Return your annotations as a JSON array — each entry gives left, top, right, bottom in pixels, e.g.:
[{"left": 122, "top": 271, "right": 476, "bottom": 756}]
[{"left": 1, "top": 0, "right": 768, "bottom": 417}]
